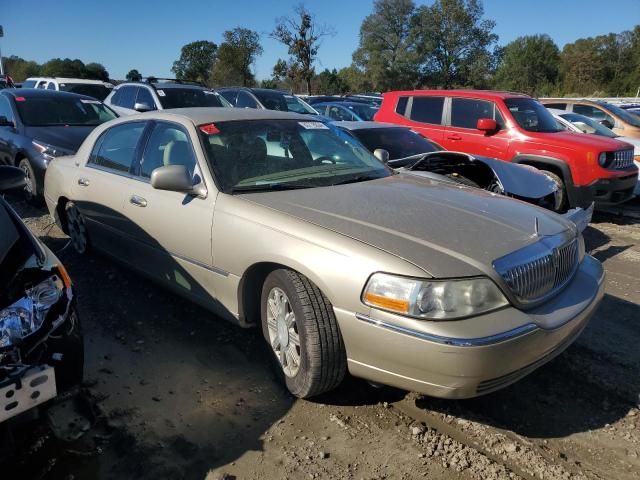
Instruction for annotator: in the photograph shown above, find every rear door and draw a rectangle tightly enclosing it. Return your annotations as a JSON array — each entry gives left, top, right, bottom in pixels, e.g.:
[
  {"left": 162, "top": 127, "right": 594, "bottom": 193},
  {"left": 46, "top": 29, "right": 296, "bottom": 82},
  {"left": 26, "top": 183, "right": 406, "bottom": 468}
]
[
  {"left": 121, "top": 120, "right": 218, "bottom": 305},
  {"left": 445, "top": 97, "right": 510, "bottom": 160},
  {"left": 73, "top": 121, "right": 148, "bottom": 261},
  {"left": 405, "top": 96, "right": 446, "bottom": 146}
]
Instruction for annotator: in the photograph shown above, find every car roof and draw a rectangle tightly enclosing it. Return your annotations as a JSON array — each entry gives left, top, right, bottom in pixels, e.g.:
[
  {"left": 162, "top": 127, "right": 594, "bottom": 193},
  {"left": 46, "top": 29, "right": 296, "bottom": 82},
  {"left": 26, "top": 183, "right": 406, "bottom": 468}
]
[
  {"left": 117, "top": 82, "right": 207, "bottom": 90},
  {"left": 334, "top": 121, "right": 407, "bottom": 131},
  {"left": 217, "top": 87, "right": 290, "bottom": 95},
  {"left": 316, "top": 101, "right": 377, "bottom": 108},
  {"left": 1, "top": 88, "right": 101, "bottom": 101},
  {"left": 384, "top": 89, "right": 531, "bottom": 100},
  {"left": 26, "top": 77, "right": 112, "bottom": 85},
  {"left": 131, "top": 107, "right": 314, "bottom": 125}
]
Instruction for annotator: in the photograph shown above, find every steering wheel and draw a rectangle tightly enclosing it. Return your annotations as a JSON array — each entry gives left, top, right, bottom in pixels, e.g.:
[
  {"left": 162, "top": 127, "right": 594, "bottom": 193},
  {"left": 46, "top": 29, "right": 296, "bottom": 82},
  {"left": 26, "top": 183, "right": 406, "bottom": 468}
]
[{"left": 314, "top": 155, "right": 336, "bottom": 164}]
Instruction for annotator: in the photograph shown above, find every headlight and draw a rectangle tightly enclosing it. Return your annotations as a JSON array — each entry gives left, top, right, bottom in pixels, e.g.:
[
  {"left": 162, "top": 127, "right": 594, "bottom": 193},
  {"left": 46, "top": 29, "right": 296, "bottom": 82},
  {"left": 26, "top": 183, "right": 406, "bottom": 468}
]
[
  {"left": 0, "top": 276, "right": 63, "bottom": 348},
  {"left": 598, "top": 152, "right": 608, "bottom": 167},
  {"left": 362, "top": 273, "right": 508, "bottom": 320},
  {"left": 32, "top": 140, "right": 70, "bottom": 164}
]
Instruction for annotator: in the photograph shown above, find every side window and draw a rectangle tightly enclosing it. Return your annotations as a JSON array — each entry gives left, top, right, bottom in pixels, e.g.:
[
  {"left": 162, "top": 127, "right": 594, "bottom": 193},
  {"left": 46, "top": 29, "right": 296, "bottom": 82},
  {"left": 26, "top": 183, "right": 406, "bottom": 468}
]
[
  {"left": 573, "top": 104, "right": 614, "bottom": 125},
  {"left": 47, "top": 82, "right": 57, "bottom": 90},
  {"left": 409, "top": 96, "right": 444, "bottom": 125},
  {"left": 90, "top": 122, "right": 146, "bottom": 173},
  {"left": 544, "top": 103, "right": 567, "bottom": 110},
  {"left": 118, "top": 86, "right": 138, "bottom": 109},
  {"left": 236, "top": 91, "right": 258, "bottom": 109},
  {"left": 36, "top": 81, "right": 47, "bottom": 89},
  {"left": 395, "top": 96, "right": 409, "bottom": 116},
  {"left": 110, "top": 89, "right": 122, "bottom": 106},
  {"left": 0, "top": 97, "right": 15, "bottom": 123},
  {"left": 451, "top": 98, "right": 495, "bottom": 129},
  {"left": 219, "top": 90, "right": 237, "bottom": 105},
  {"left": 327, "top": 106, "right": 352, "bottom": 121},
  {"left": 140, "top": 122, "right": 197, "bottom": 179},
  {"left": 136, "top": 87, "right": 157, "bottom": 109}
]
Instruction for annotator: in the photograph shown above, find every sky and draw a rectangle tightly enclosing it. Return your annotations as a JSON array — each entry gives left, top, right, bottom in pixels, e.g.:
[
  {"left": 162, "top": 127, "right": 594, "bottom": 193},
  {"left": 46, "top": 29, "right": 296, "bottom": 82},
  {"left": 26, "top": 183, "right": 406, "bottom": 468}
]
[{"left": 1, "top": 0, "right": 639, "bottom": 80}]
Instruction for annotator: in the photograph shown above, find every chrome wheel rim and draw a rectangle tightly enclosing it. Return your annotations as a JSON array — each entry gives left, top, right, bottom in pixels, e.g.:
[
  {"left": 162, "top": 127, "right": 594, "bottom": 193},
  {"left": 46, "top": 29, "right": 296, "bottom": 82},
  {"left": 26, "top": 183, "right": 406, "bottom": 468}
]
[
  {"left": 20, "top": 163, "right": 34, "bottom": 198},
  {"left": 66, "top": 205, "right": 87, "bottom": 254},
  {"left": 266, "top": 287, "right": 300, "bottom": 377}
]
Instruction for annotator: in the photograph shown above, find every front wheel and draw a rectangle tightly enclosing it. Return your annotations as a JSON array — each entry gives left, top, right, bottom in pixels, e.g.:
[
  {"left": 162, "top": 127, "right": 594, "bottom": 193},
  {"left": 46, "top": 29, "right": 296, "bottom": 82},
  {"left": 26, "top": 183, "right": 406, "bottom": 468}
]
[
  {"left": 261, "top": 269, "right": 346, "bottom": 398},
  {"left": 18, "top": 158, "right": 42, "bottom": 205},
  {"left": 541, "top": 170, "right": 567, "bottom": 212}
]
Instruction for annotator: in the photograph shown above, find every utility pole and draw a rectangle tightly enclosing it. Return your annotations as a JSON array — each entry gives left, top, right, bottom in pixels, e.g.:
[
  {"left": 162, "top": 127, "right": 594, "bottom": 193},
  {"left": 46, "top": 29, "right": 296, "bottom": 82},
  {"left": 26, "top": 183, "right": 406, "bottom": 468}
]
[{"left": 0, "top": 25, "right": 4, "bottom": 75}]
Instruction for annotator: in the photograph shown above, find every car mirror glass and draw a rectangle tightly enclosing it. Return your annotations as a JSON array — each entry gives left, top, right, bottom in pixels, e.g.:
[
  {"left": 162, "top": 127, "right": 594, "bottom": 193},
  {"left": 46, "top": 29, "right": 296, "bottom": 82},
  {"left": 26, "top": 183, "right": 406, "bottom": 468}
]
[
  {"left": 374, "top": 148, "right": 390, "bottom": 164},
  {"left": 134, "top": 102, "right": 154, "bottom": 113}
]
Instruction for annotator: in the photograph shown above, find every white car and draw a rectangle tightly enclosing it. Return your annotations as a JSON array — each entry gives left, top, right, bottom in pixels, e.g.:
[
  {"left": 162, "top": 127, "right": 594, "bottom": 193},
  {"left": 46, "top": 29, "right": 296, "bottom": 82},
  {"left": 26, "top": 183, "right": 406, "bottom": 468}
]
[
  {"left": 549, "top": 108, "right": 640, "bottom": 195},
  {"left": 21, "top": 77, "right": 114, "bottom": 101}
]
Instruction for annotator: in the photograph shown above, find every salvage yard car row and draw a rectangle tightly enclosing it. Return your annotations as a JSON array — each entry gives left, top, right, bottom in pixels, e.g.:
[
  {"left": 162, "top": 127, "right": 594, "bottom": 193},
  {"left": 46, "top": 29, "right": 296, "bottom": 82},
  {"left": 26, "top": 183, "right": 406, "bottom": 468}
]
[{"left": 0, "top": 79, "right": 637, "bottom": 441}]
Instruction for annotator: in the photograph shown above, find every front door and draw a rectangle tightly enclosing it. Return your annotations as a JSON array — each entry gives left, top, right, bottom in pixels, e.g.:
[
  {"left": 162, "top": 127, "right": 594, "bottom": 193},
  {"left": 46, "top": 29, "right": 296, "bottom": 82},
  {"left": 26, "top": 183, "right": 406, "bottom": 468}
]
[
  {"left": 444, "top": 97, "right": 510, "bottom": 160},
  {"left": 121, "top": 121, "right": 218, "bottom": 305}
]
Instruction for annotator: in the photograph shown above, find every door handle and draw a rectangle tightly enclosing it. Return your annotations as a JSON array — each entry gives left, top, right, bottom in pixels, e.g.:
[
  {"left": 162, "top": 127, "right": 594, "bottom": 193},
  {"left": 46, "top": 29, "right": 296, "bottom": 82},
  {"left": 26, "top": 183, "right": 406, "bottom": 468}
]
[
  {"left": 77, "top": 178, "right": 90, "bottom": 187},
  {"left": 129, "top": 195, "right": 147, "bottom": 207},
  {"left": 447, "top": 135, "right": 462, "bottom": 141}
]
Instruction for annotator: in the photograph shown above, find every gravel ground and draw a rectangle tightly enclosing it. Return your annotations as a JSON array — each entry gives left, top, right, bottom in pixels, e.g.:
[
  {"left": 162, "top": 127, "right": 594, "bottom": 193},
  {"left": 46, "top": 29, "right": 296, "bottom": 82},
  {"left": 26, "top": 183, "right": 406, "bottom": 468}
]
[{"left": 4, "top": 197, "right": 639, "bottom": 480}]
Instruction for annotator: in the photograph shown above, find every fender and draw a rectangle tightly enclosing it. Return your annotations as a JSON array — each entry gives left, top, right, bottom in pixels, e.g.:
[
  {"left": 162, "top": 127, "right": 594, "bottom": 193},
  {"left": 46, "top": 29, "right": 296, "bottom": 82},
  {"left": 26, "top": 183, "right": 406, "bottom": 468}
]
[{"left": 511, "top": 154, "right": 580, "bottom": 208}]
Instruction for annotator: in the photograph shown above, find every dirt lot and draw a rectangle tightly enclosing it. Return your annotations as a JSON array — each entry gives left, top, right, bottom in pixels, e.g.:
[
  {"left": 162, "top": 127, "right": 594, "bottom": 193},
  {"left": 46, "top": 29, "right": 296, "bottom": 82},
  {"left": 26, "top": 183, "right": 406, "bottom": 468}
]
[{"left": 4, "top": 197, "right": 640, "bottom": 480}]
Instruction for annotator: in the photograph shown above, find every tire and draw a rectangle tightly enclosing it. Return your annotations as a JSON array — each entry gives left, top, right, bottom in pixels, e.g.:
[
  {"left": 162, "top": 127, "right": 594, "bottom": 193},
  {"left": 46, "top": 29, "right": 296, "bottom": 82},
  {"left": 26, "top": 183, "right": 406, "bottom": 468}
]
[
  {"left": 65, "top": 201, "right": 89, "bottom": 254},
  {"left": 261, "top": 269, "right": 346, "bottom": 398},
  {"left": 541, "top": 170, "right": 567, "bottom": 212},
  {"left": 18, "top": 158, "right": 43, "bottom": 205}
]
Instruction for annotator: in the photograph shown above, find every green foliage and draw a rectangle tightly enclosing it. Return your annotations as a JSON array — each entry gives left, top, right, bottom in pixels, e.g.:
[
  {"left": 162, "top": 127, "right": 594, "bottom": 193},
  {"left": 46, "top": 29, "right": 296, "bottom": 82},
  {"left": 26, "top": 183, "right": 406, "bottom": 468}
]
[
  {"left": 2, "top": 56, "right": 40, "bottom": 82},
  {"left": 84, "top": 63, "right": 110, "bottom": 81},
  {"left": 493, "top": 35, "right": 560, "bottom": 96},
  {"left": 211, "top": 28, "right": 262, "bottom": 87},
  {"left": 171, "top": 40, "right": 217, "bottom": 84},
  {"left": 312, "top": 69, "right": 350, "bottom": 95},
  {"left": 271, "top": 4, "right": 334, "bottom": 95},
  {"left": 126, "top": 69, "right": 142, "bottom": 82}
]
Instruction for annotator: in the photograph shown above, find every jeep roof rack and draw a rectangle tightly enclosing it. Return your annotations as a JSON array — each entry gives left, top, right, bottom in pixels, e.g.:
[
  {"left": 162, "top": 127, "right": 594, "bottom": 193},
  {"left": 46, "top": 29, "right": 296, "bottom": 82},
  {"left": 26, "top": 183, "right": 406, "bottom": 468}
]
[{"left": 141, "top": 77, "right": 207, "bottom": 88}]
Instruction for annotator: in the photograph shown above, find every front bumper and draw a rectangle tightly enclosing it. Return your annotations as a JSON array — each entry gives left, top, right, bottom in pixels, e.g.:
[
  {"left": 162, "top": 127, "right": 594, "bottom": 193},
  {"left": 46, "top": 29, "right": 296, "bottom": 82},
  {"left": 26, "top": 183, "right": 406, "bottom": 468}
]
[
  {"left": 336, "top": 255, "right": 605, "bottom": 399},
  {"left": 574, "top": 171, "right": 638, "bottom": 206}
]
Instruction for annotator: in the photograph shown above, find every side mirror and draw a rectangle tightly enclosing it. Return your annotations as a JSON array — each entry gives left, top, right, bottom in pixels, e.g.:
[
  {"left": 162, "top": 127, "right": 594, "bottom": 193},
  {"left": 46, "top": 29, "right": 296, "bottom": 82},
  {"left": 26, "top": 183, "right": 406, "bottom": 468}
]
[
  {"left": 477, "top": 118, "right": 497, "bottom": 133},
  {"left": 374, "top": 148, "right": 390, "bottom": 164},
  {"left": 134, "top": 102, "right": 154, "bottom": 113},
  {"left": 599, "top": 119, "right": 614, "bottom": 129},
  {"left": 150, "top": 165, "right": 206, "bottom": 197},
  {"left": 0, "top": 166, "right": 27, "bottom": 193},
  {"left": 0, "top": 116, "right": 14, "bottom": 128}
]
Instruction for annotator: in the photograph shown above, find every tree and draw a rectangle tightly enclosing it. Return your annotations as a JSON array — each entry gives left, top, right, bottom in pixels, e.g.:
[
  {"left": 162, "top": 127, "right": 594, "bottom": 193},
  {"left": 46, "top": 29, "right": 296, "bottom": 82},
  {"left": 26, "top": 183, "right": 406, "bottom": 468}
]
[
  {"left": 559, "top": 38, "right": 604, "bottom": 95},
  {"left": 412, "top": 0, "right": 499, "bottom": 87},
  {"left": 2, "top": 56, "right": 40, "bottom": 82},
  {"left": 271, "top": 4, "right": 335, "bottom": 94},
  {"left": 352, "top": 0, "right": 419, "bottom": 91},
  {"left": 271, "top": 58, "right": 301, "bottom": 92},
  {"left": 40, "top": 58, "right": 86, "bottom": 78},
  {"left": 493, "top": 35, "right": 560, "bottom": 96},
  {"left": 85, "top": 62, "right": 109, "bottom": 81},
  {"left": 312, "top": 68, "right": 349, "bottom": 95},
  {"left": 171, "top": 40, "right": 217, "bottom": 84},
  {"left": 126, "top": 69, "right": 142, "bottom": 82},
  {"left": 337, "top": 65, "right": 374, "bottom": 93},
  {"left": 210, "top": 28, "right": 262, "bottom": 87}
]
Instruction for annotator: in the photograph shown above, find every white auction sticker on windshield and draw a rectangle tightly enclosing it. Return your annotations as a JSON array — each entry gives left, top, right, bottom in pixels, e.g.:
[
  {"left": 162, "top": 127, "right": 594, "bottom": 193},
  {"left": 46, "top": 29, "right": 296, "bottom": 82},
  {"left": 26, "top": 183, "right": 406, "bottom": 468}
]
[
  {"left": 204, "top": 90, "right": 215, "bottom": 94},
  {"left": 298, "top": 121, "right": 328, "bottom": 129},
  {"left": 157, "top": 89, "right": 166, "bottom": 97},
  {"left": 80, "top": 99, "right": 100, "bottom": 104}
]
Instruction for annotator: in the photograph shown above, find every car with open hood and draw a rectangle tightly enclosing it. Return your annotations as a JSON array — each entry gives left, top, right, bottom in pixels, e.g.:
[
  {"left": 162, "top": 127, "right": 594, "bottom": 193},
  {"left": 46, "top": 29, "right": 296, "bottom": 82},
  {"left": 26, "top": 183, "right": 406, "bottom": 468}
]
[
  {"left": 0, "top": 166, "right": 83, "bottom": 433},
  {"left": 44, "top": 108, "right": 604, "bottom": 399},
  {"left": 0, "top": 88, "right": 118, "bottom": 204}
]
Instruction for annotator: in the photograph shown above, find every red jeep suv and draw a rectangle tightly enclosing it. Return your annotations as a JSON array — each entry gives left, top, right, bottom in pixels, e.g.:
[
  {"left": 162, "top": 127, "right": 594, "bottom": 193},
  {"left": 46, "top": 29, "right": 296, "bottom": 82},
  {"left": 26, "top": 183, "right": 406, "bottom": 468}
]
[{"left": 375, "top": 90, "right": 638, "bottom": 210}]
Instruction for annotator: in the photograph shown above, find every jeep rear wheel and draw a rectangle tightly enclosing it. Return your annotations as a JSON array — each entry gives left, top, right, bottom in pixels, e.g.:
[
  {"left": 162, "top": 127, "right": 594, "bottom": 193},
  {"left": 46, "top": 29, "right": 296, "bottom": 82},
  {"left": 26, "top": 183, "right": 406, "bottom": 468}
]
[{"left": 261, "top": 269, "right": 346, "bottom": 398}]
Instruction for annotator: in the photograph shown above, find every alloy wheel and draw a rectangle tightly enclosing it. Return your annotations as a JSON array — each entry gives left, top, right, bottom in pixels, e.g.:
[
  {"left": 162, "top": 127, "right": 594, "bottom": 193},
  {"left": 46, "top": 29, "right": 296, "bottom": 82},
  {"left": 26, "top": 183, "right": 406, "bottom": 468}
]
[
  {"left": 66, "top": 204, "right": 88, "bottom": 254},
  {"left": 266, "top": 287, "right": 301, "bottom": 377}
]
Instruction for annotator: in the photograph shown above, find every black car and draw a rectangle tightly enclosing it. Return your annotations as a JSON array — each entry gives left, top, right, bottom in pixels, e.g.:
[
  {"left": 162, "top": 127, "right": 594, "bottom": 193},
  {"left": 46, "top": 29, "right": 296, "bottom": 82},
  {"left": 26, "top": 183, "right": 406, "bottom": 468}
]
[
  {"left": 216, "top": 87, "right": 318, "bottom": 114},
  {"left": 0, "top": 166, "right": 83, "bottom": 438},
  {"left": 0, "top": 89, "right": 118, "bottom": 203}
]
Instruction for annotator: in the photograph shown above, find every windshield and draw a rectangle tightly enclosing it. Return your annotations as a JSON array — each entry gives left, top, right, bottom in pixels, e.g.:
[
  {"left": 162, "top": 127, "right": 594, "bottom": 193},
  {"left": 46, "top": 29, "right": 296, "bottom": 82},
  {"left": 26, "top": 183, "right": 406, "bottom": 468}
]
[
  {"left": 351, "top": 127, "right": 440, "bottom": 162},
  {"left": 158, "top": 88, "right": 227, "bottom": 109},
  {"left": 560, "top": 112, "right": 617, "bottom": 138},
  {"left": 16, "top": 96, "right": 118, "bottom": 126},
  {"left": 505, "top": 98, "right": 562, "bottom": 133},
  {"left": 201, "top": 119, "right": 391, "bottom": 192},
  {"left": 348, "top": 103, "right": 378, "bottom": 121},
  {"left": 598, "top": 101, "right": 640, "bottom": 128},
  {"left": 254, "top": 90, "right": 317, "bottom": 114},
  {"left": 59, "top": 83, "right": 111, "bottom": 100}
]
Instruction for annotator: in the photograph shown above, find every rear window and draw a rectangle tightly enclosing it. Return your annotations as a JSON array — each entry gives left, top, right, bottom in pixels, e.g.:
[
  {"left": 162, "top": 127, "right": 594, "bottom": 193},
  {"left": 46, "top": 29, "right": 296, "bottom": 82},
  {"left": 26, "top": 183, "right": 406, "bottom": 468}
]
[
  {"left": 22, "top": 80, "right": 37, "bottom": 88},
  {"left": 395, "top": 97, "right": 409, "bottom": 116},
  {"left": 59, "top": 83, "right": 111, "bottom": 101},
  {"left": 409, "top": 96, "right": 444, "bottom": 125},
  {"left": 15, "top": 96, "right": 118, "bottom": 126},
  {"left": 158, "top": 88, "right": 224, "bottom": 109}
]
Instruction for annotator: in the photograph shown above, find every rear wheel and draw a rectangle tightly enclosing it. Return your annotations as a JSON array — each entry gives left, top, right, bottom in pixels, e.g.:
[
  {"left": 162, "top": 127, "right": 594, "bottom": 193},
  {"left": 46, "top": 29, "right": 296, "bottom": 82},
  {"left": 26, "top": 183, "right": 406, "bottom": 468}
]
[
  {"left": 65, "top": 202, "right": 89, "bottom": 254},
  {"left": 541, "top": 170, "right": 567, "bottom": 212},
  {"left": 261, "top": 269, "right": 346, "bottom": 398}
]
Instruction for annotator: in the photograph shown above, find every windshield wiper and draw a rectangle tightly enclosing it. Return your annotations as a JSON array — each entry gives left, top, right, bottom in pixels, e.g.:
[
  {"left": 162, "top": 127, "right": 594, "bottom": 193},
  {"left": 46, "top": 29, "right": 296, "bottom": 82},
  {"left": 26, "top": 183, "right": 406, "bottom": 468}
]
[
  {"left": 230, "top": 183, "right": 315, "bottom": 193},
  {"left": 330, "top": 174, "right": 384, "bottom": 186}
]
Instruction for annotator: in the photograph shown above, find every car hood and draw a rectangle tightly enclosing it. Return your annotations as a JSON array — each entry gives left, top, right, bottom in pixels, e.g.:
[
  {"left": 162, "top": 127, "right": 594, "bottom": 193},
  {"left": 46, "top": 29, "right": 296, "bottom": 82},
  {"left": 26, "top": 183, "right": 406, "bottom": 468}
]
[
  {"left": 24, "top": 126, "right": 96, "bottom": 153},
  {"left": 242, "top": 174, "right": 574, "bottom": 278},
  {"left": 524, "top": 130, "right": 634, "bottom": 152}
]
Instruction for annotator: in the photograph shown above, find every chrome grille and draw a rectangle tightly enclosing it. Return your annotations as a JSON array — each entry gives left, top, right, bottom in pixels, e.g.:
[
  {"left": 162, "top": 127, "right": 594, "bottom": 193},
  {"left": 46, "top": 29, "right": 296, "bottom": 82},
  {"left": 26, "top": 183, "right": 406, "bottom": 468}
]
[
  {"left": 494, "top": 238, "right": 579, "bottom": 304},
  {"left": 612, "top": 149, "right": 634, "bottom": 169}
]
